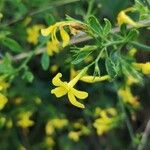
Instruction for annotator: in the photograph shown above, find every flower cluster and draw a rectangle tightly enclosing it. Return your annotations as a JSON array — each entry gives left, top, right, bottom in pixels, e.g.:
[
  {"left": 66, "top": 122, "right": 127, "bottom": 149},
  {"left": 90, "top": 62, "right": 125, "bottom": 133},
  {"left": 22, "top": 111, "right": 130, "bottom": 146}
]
[
  {"left": 27, "top": 24, "right": 44, "bottom": 45},
  {"left": 41, "top": 21, "right": 85, "bottom": 56},
  {"left": 93, "top": 107, "right": 119, "bottom": 135}
]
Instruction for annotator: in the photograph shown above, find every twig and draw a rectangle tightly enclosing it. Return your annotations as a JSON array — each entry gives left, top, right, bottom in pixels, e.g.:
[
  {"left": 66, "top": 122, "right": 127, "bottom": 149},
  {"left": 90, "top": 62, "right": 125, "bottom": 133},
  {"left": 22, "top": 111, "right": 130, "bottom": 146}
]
[
  {"left": 137, "top": 118, "right": 150, "bottom": 150},
  {"left": 6, "top": 0, "right": 80, "bottom": 26},
  {"left": 7, "top": 19, "right": 150, "bottom": 62}
]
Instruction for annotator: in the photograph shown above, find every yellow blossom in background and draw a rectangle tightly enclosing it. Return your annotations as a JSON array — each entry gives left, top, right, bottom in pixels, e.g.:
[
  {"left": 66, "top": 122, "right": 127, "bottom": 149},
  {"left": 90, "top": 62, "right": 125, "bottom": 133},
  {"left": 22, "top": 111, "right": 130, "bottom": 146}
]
[
  {"left": 13, "top": 97, "right": 23, "bottom": 105},
  {"left": 27, "top": 24, "right": 44, "bottom": 45},
  {"left": 68, "top": 131, "right": 81, "bottom": 142},
  {"left": 45, "top": 136, "right": 55, "bottom": 149},
  {"left": 51, "top": 68, "right": 88, "bottom": 108},
  {"left": 46, "top": 40, "right": 60, "bottom": 56},
  {"left": 17, "top": 111, "right": 34, "bottom": 128},
  {"left": 93, "top": 108, "right": 118, "bottom": 135},
  {"left": 45, "top": 118, "right": 68, "bottom": 135},
  {"left": 50, "top": 64, "right": 59, "bottom": 73},
  {"left": 45, "top": 122, "right": 54, "bottom": 135},
  {"left": 0, "top": 93, "right": 8, "bottom": 110},
  {"left": 0, "top": 81, "right": 9, "bottom": 91},
  {"left": 118, "top": 87, "right": 140, "bottom": 108},
  {"left": 133, "top": 62, "right": 150, "bottom": 75},
  {"left": 41, "top": 21, "right": 85, "bottom": 55},
  {"left": 50, "top": 118, "right": 68, "bottom": 129},
  {"left": 117, "top": 7, "right": 139, "bottom": 27}
]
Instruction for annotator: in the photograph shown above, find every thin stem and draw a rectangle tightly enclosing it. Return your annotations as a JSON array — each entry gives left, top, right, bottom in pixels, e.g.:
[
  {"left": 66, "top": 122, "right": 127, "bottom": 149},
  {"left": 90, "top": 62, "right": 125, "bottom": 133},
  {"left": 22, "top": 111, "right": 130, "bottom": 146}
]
[
  {"left": 114, "top": 83, "right": 135, "bottom": 143},
  {"left": 85, "top": 0, "right": 95, "bottom": 20},
  {"left": 3, "top": 19, "right": 150, "bottom": 62},
  {"left": 131, "top": 41, "right": 150, "bottom": 51},
  {"left": 137, "top": 118, "right": 150, "bottom": 150}
]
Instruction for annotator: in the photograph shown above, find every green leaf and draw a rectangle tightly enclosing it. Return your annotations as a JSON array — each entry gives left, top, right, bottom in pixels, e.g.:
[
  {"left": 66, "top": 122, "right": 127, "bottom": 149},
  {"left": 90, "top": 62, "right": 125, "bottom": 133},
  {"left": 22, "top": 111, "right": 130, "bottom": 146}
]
[
  {"left": 41, "top": 52, "right": 50, "bottom": 70},
  {"left": 22, "top": 71, "right": 34, "bottom": 83},
  {"left": 0, "top": 54, "right": 16, "bottom": 77},
  {"left": 103, "top": 18, "right": 112, "bottom": 35},
  {"left": 93, "top": 62, "right": 100, "bottom": 77},
  {"left": 88, "top": 16, "right": 103, "bottom": 34},
  {"left": 126, "top": 29, "right": 139, "bottom": 41},
  {"left": 2, "top": 37, "right": 23, "bottom": 53},
  {"left": 105, "top": 57, "right": 117, "bottom": 78}
]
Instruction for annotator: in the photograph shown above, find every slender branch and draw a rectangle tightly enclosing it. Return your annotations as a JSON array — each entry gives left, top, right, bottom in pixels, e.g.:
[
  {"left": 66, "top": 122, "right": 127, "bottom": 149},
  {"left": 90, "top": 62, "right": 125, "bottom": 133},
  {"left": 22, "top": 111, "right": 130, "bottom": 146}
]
[
  {"left": 6, "top": 0, "right": 80, "bottom": 26},
  {"left": 137, "top": 118, "right": 150, "bottom": 150},
  {"left": 7, "top": 19, "right": 150, "bottom": 62}
]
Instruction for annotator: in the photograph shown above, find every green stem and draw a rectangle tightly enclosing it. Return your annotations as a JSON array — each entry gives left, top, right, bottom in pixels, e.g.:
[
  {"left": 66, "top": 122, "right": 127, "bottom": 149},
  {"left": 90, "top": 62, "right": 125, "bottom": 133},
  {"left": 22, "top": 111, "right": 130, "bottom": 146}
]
[
  {"left": 114, "top": 83, "right": 134, "bottom": 142},
  {"left": 85, "top": 0, "right": 95, "bottom": 20},
  {"left": 131, "top": 41, "right": 150, "bottom": 51}
]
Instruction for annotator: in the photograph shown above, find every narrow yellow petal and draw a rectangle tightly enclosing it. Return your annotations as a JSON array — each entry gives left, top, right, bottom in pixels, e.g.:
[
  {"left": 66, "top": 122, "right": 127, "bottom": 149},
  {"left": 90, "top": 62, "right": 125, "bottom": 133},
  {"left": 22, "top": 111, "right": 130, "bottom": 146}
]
[
  {"left": 41, "top": 25, "right": 55, "bottom": 36},
  {"left": 52, "top": 73, "right": 64, "bottom": 86},
  {"left": 60, "top": 27, "right": 70, "bottom": 47},
  {"left": 80, "top": 75, "right": 110, "bottom": 83},
  {"left": 51, "top": 87, "right": 67, "bottom": 98},
  {"left": 117, "top": 11, "right": 138, "bottom": 27},
  {"left": 71, "top": 88, "right": 88, "bottom": 99},
  {"left": 68, "top": 91, "right": 85, "bottom": 109}
]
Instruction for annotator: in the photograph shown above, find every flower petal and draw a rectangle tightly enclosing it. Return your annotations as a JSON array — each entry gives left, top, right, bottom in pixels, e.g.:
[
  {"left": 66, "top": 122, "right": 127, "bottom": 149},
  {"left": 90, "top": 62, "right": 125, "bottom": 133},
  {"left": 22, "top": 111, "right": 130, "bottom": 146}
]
[
  {"left": 68, "top": 91, "right": 85, "bottom": 109},
  {"left": 80, "top": 75, "right": 110, "bottom": 83},
  {"left": 51, "top": 87, "right": 67, "bottom": 98},
  {"left": 60, "top": 27, "right": 70, "bottom": 47},
  {"left": 71, "top": 88, "right": 88, "bottom": 99},
  {"left": 41, "top": 25, "right": 55, "bottom": 36},
  {"left": 52, "top": 73, "right": 64, "bottom": 86}
]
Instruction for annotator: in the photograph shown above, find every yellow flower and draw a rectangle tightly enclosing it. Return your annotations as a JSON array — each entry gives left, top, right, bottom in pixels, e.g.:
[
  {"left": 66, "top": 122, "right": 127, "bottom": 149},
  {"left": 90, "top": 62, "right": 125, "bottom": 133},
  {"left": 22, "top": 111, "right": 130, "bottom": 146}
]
[
  {"left": 0, "top": 93, "right": 8, "bottom": 110},
  {"left": 41, "top": 21, "right": 85, "bottom": 54},
  {"left": 93, "top": 108, "right": 118, "bottom": 135},
  {"left": 51, "top": 68, "right": 88, "bottom": 108},
  {"left": 68, "top": 131, "right": 81, "bottom": 142},
  {"left": 118, "top": 87, "right": 140, "bottom": 108},
  {"left": 27, "top": 24, "right": 44, "bottom": 45},
  {"left": 117, "top": 7, "right": 139, "bottom": 27},
  {"left": 46, "top": 40, "right": 60, "bottom": 56},
  {"left": 17, "top": 111, "right": 34, "bottom": 128},
  {"left": 133, "top": 62, "right": 150, "bottom": 75}
]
